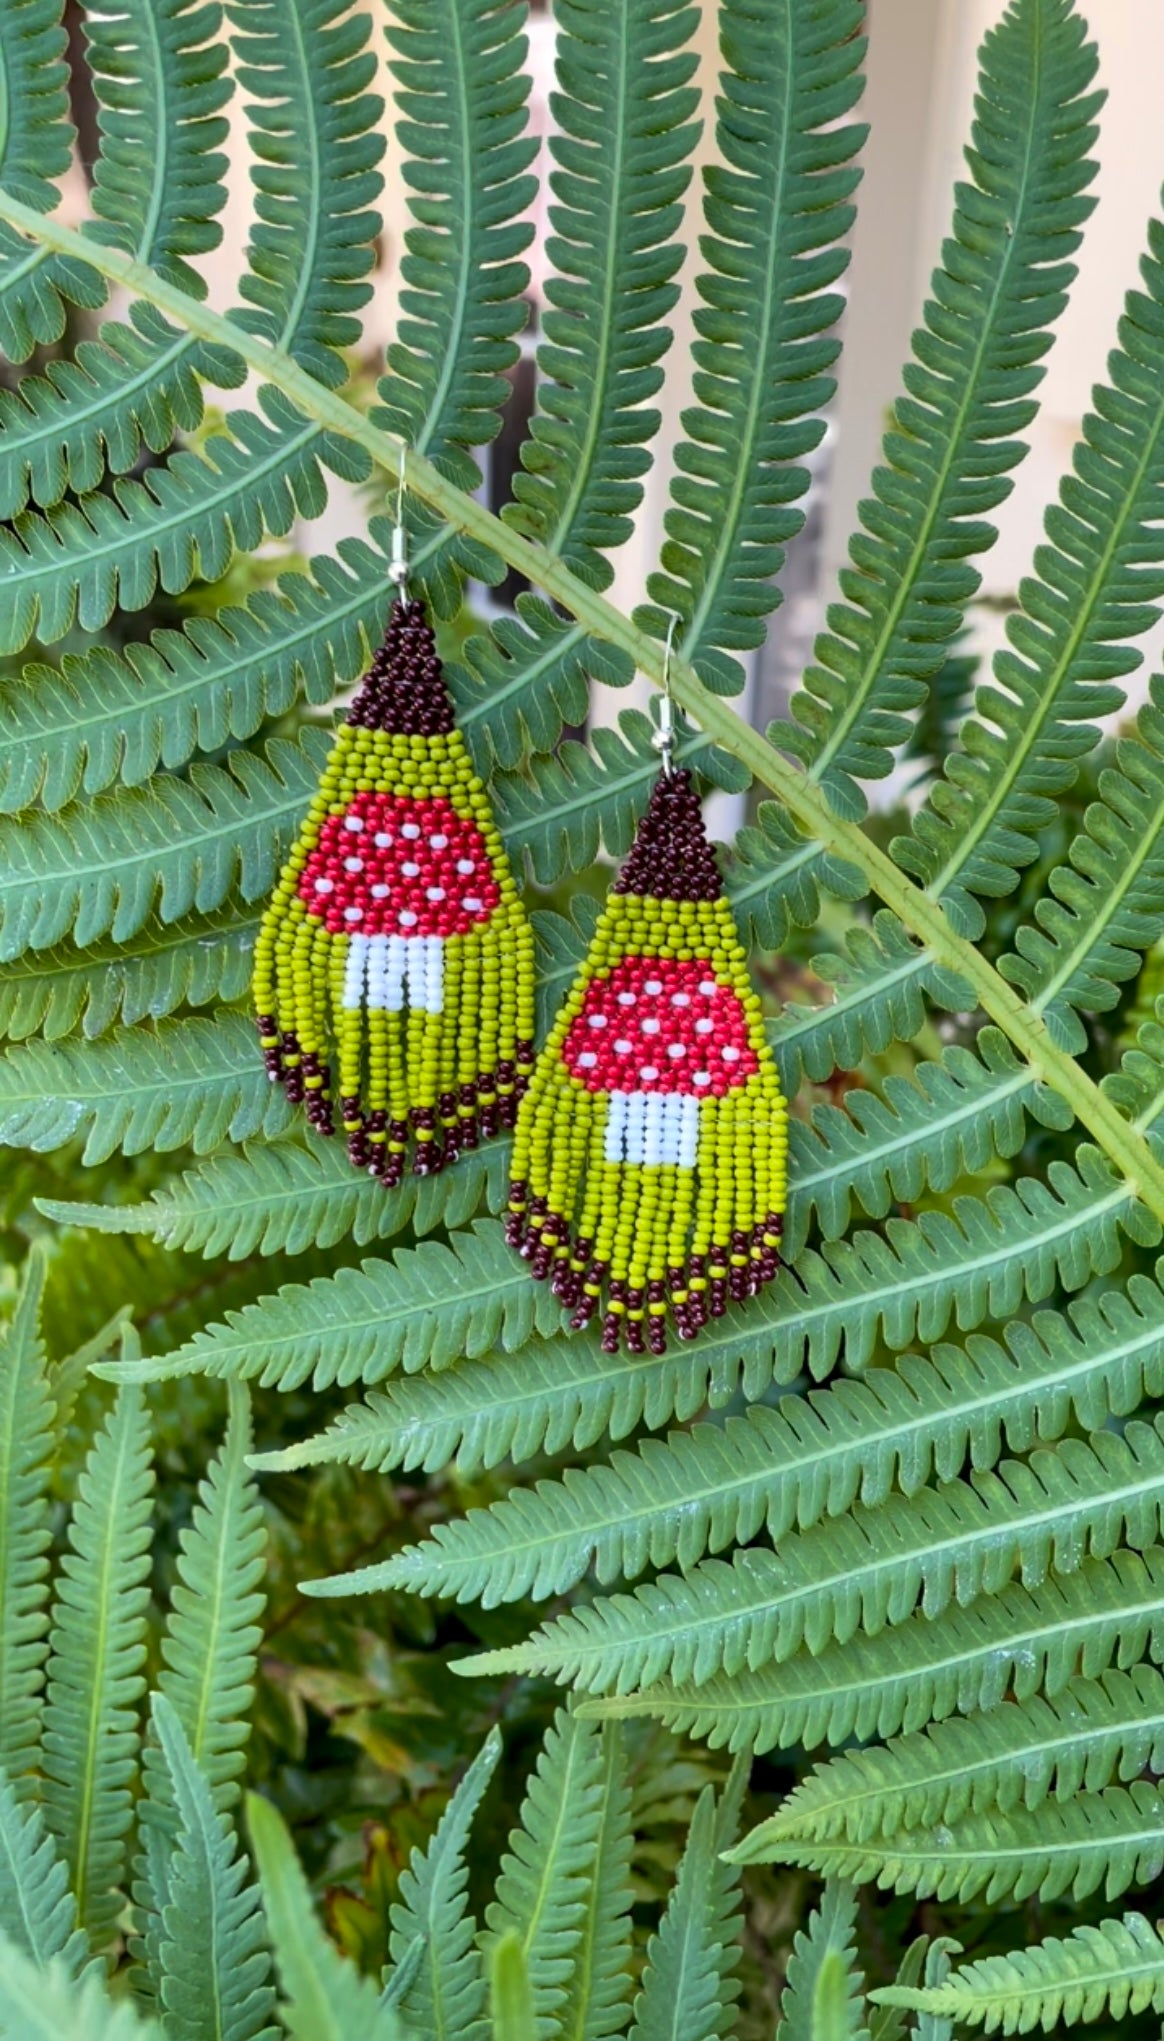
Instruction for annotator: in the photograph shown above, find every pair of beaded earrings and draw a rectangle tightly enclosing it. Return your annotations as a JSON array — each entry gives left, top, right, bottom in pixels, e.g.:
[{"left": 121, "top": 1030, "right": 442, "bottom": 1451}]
[{"left": 253, "top": 479, "right": 788, "bottom": 1353}]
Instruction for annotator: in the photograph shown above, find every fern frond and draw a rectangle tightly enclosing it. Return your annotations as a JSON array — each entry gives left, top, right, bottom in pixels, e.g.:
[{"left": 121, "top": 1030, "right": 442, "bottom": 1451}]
[
  {"left": 481, "top": 1709, "right": 612, "bottom": 2038},
  {"left": 0, "top": 728, "right": 329, "bottom": 961},
  {"left": 557, "top": 1723, "right": 634, "bottom": 2041},
  {"left": 386, "top": 1726, "right": 502, "bottom": 2041},
  {"left": 786, "top": 0, "right": 1098, "bottom": 809},
  {"left": 726, "top": 803, "right": 868, "bottom": 960},
  {"left": 247, "top": 1792, "right": 404, "bottom": 2041},
  {"left": 228, "top": 0, "right": 382, "bottom": 384},
  {"left": 82, "top": 0, "right": 229, "bottom": 293},
  {"left": 454, "top": 607, "right": 633, "bottom": 776},
  {"left": 588, "top": 1545, "right": 1164, "bottom": 1753},
  {"left": 460, "top": 1420, "right": 1164, "bottom": 1692},
  {"left": 0, "top": 0, "right": 101, "bottom": 361},
  {"left": 874, "top": 1911, "right": 1164, "bottom": 2035},
  {"left": 898, "top": 205, "right": 1164, "bottom": 936},
  {"left": 775, "top": 1881, "right": 869, "bottom": 2041},
  {"left": 786, "top": 1028, "right": 1071, "bottom": 1254},
  {"left": 249, "top": 1300, "right": 795, "bottom": 1486},
  {"left": 0, "top": 307, "right": 243, "bottom": 523},
  {"left": 628, "top": 1759, "right": 745, "bottom": 2041},
  {"left": 999, "top": 679, "right": 1164, "bottom": 1049},
  {"left": 492, "top": 712, "right": 748, "bottom": 886},
  {"left": 106, "top": 1220, "right": 561, "bottom": 1394},
  {"left": 375, "top": 0, "right": 536, "bottom": 481},
  {"left": 42, "top": 1386, "right": 154, "bottom": 1950},
  {"left": 0, "top": 1935, "right": 162, "bottom": 2040},
  {"left": 754, "top": 1663, "right": 1164, "bottom": 1846},
  {"left": 740, "top": 1777, "right": 1164, "bottom": 1907},
  {"left": 0, "top": 1770, "right": 87, "bottom": 1975},
  {"left": 0, "top": 906, "right": 257, "bottom": 1043},
  {"left": 503, "top": 0, "right": 698, "bottom": 585},
  {"left": 0, "top": 398, "right": 362, "bottom": 657},
  {"left": 43, "top": 1131, "right": 507, "bottom": 1260},
  {"left": 767, "top": 913, "right": 954, "bottom": 1094},
  {"left": 155, "top": 1385, "right": 266, "bottom": 1808},
  {"left": 0, "top": 1245, "right": 54, "bottom": 1789},
  {"left": 151, "top": 1696, "right": 277, "bottom": 2041},
  {"left": 642, "top": 0, "right": 865, "bottom": 698},
  {"left": 354, "top": 1268, "right": 1164, "bottom": 1606},
  {"left": 0, "top": 1012, "right": 292, "bottom": 1162},
  {"left": 0, "top": 0, "right": 239, "bottom": 524}
]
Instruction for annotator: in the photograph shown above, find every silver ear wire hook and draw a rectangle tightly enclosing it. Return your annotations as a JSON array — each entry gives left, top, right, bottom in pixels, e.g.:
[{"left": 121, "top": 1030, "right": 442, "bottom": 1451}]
[
  {"left": 389, "top": 441, "right": 409, "bottom": 595},
  {"left": 651, "top": 611, "right": 680, "bottom": 775}
]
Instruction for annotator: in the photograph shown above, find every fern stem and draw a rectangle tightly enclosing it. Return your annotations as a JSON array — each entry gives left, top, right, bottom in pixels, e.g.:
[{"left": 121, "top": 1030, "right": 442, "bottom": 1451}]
[{"left": 4, "top": 187, "right": 1164, "bottom": 1220}]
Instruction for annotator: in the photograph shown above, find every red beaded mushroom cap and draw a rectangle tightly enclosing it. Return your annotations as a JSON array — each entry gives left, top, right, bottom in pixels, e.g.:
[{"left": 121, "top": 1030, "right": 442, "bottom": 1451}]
[
  {"left": 298, "top": 791, "right": 500, "bottom": 938},
  {"left": 561, "top": 956, "right": 758, "bottom": 1097}
]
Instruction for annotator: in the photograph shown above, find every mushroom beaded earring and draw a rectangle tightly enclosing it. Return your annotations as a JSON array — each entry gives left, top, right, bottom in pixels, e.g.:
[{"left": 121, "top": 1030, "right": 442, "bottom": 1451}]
[
  {"left": 506, "top": 622, "right": 789, "bottom": 1353},
  {"left": 253, "top": 449, "right": 536, "bottom": 1182}
]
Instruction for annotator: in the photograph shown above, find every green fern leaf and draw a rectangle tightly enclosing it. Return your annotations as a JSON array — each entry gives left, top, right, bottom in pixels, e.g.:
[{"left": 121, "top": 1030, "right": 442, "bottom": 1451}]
[
  {"left": 0, "top": 907, "right": 258, "bottom": 1043},
  {"left": 628, "top": 1759, "right": 745, "bottom": 2041},
  {"left": 246, "top": 1792, "right": 404, "bottom": 2041},
  {"left": 42, "top": 1386, "right": 154, "bottom": 1950},
  {"left": 786, "top": 0, "right": 1098, "bottom": 810},
  {"left": 589, "top": 1545, "right": 1164, "bottom": 1754},
  {"left": 82, "top": 0, "right": 229, "bottom": 295},
  {"left": 873, "top": 1911, "right": 1164, "bottom": 2034},
  {"left": 354, "top": 1267, "right": 1164, "bottom": 1606},
  {"left": 0, "top": 727, "right": 329, "bottom": 961},
  {"left": 481, "top": 1708, "right": 612, "bottom": 2038},
  {"left": 0, "top": 399, "right": 363, "bottom": 657},
  {"left": 0, "top": 0, "right": 103, "bottom": 361},
  {"left": 151, "top": 1696, "right": 277, "bottom": 2041},
  {"left": 54, "top": 1134, "right": 507, "bottom": 1261},
  {"left": 753, "top": 1664, "right": 1164, "bottom": 1848},
  {"left": 726, "top": 804, "right": 867, "bottom": 959},
  {"left": 557, "top": 1723, "right": 634, "bottom": 2041},
  {"left": 253, "top": 1321, "right": 785, "bottom": 1487},
  {"left": 375, "top": 0, "right": 536, "bottom": 483},
  {"left": 385, "top": 1725, "right": 502, "bottom": 2041},
  {"left": 642, "top": 0, "right": 866, "bottom": 698},
  {"left": 453, "top": 608, "right": 633, "bottom": 777},
  {"left": 0, "top": 1012, "right": 292, "bottom": 1162},
  {"left": 492, "top": 711, "right": 748, "bottom": 886},
  {"left": 786, "top": 1028, "right": 1072, "bottom": 1254},
  {"left": 775, "top": 1881, "right": 869, "bottom": 2041},
  {"left": 105, "top": 1219, "right": 562, "bottom": 1394},
  {"left": 0, "top": 1935, "right": 162, "bottom": 2040},
  {"left": 155, "top": 1384, "right": 266, "bottom": 1808},
  {"left": 460, "top": 1419, "right": 1164, "bottom": 1692},
  {"left": 767, "top": 913, "right": 961, "bottom": 1095},
  {"left": 227, "top": 0, "right": 383, "bottom": 385},
  {"left": 0, "top": 1769, "right": 87, "bottom": 1975},
  {"left": 0, "top": 1245, "right": 54, "bottom": 1789},
  {"left": 739, "top": 1777, "right": 1164, "bottom": 1907},
  {"left": 0, "top": 307, "right": 242, "bottom": 523},
  {"left": 502, "top": 0, "right": 698, "bottom": 586},
  {"left": 997, "top": 677, "right": 1164, "bottom": 1048},
  {"left": 897, "top": 205, "right": 1164, "bottom": 936}
]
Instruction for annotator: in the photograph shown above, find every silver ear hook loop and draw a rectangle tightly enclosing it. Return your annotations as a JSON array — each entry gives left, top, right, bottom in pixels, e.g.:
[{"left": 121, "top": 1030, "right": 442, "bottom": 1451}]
[
  {"left": 389, "top": 441, "right": 409, "bottom": 597},
  {"left": 651, "top": 611, "right": 680, "bottom": 775}
]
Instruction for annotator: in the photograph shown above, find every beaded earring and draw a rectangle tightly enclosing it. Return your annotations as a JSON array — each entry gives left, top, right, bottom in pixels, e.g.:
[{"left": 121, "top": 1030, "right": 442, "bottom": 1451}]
[
  {"left": 506, "top": 641, "right": 788, "bottom": 1353},
  {"left": 252, "top": 455, "right": 536, "bottom": 1182}
]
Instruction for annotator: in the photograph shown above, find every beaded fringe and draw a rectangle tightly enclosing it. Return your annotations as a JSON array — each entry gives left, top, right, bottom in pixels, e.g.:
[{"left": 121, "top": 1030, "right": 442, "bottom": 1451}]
[
  {"left": 507, "top": 769, "right": 788, "bottom": 1352},
  {"left": 253, "top": 599, "right": 536, "bottom": 1182}
]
